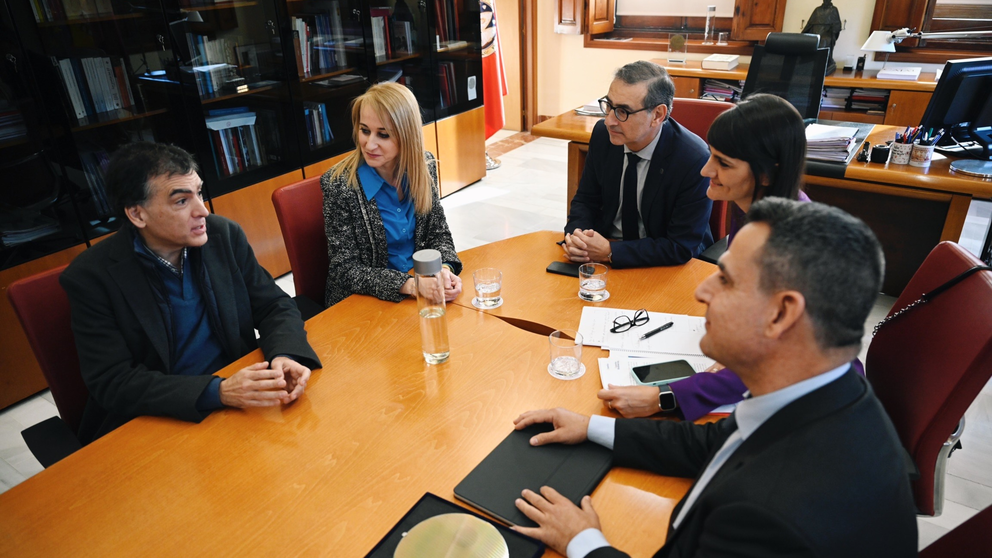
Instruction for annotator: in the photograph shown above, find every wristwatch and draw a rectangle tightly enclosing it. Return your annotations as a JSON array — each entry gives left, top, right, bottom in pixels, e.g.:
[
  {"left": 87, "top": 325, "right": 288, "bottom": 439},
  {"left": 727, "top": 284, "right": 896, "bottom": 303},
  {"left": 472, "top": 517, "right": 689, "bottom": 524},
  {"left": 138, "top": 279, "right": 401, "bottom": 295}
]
[{"left": 658, "top": 385, "right": 678, "bottom": 412}]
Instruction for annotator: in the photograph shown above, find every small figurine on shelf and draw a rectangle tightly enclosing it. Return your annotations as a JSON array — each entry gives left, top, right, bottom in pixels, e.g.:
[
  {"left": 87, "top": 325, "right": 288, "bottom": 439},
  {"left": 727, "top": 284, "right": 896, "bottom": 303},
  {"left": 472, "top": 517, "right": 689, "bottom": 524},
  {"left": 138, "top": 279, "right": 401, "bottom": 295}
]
[{"left": 802, "top": 0, "right": 842, "bottom": 75}]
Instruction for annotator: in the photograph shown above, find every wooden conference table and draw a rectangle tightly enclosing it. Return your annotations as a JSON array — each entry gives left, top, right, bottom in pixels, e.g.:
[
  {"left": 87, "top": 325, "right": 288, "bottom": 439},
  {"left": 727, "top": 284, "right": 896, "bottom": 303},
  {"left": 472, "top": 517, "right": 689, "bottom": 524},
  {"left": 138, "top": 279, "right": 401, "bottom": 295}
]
[
  {"left": 0, "top": 232, "right": 717, "bottom": 558},
  {"left": 533, "top": 110, "right": 992, "bottom": 295}
]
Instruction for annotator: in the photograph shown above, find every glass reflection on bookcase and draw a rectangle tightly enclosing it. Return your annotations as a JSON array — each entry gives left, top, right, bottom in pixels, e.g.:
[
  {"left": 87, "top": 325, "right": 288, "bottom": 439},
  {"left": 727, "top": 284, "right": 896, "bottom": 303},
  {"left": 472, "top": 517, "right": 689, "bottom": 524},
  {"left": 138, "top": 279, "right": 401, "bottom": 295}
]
[
  {"left": 430, "top": 0, "right": 481, "bottom": 118},
  {"left": 169, "top": 0, "right": 301, "bottom": 190},
  {"left": 286, "top": 0, "right": 368, "bottom": 162}
]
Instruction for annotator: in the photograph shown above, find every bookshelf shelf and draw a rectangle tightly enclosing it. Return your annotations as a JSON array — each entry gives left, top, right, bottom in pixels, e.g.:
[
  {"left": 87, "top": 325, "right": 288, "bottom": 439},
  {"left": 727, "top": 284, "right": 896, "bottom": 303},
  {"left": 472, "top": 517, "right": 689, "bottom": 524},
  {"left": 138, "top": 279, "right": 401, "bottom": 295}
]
[
  {"left": 36, "top": 13, "right": 143, "bottom": 27},
  {"left": 181, "top": 1, "right": 259, "bottom": 12},
  {"left": 198, "top": 83, "right": 278, "bottom": 105},
  {"left": 0, "top": 137, "right": 30, "bottom": 150},
  {"left": 374, "top": 52, "right": 421, "bottom": 66},
  {"left": 70, "top": 107, "right": 168, "bottom": 132},
  {"left": 299, "top": 67, "right": 357, "bottom": 83}
]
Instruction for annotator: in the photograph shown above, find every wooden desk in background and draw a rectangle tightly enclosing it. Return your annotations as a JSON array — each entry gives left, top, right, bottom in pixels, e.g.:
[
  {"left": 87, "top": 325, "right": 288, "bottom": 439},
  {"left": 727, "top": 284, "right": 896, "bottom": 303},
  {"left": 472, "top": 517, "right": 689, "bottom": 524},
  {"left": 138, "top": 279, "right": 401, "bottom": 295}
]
[
  {"left": 532, "top": 110, "right": 992, "bottom": 295},
  {"left": 0, "top": 233, "right": 718, "bottom": 558}
]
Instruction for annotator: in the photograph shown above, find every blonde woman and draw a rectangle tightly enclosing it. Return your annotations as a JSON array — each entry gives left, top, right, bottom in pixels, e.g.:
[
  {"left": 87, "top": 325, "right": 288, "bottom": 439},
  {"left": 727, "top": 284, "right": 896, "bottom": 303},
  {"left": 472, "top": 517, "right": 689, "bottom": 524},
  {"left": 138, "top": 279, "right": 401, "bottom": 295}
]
[{"left": 321, "top": 82, "right": 462, "bottom": 307}]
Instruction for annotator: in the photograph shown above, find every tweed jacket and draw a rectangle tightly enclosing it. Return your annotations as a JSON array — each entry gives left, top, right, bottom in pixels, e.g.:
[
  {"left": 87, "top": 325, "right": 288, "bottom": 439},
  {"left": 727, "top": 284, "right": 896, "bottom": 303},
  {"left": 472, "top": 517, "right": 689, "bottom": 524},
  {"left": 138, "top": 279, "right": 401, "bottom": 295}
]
[{"left": 321, "top": 151, "right": 461, "bottom": 307}]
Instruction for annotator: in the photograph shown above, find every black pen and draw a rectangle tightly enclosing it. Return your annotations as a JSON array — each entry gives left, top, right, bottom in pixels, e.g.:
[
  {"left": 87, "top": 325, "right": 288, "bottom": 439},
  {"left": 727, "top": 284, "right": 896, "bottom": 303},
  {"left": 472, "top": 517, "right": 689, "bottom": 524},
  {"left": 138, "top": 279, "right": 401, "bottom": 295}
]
[{"left": 640, "top": 321, "right": 674, "bottom": 340}]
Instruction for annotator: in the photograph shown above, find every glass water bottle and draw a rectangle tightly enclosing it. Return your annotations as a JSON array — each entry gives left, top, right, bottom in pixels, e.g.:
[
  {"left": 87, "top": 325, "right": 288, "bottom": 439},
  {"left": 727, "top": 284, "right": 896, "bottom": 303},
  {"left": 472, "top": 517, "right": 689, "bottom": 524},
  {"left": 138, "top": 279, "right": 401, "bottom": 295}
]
[{"left": 413, "top": 249, "right": 450, "bottom": 364}]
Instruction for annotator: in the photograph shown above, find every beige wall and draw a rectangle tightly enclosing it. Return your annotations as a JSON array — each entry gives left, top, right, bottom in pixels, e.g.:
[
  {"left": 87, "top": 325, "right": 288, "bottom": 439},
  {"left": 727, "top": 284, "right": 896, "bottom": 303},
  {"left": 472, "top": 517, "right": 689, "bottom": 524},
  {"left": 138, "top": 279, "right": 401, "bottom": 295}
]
[
  {"left": 495, "top": 0, "right": 522, "bottom": 131},
  {"left": 534, "top": 0, "right": 941, "bottom": 118}
]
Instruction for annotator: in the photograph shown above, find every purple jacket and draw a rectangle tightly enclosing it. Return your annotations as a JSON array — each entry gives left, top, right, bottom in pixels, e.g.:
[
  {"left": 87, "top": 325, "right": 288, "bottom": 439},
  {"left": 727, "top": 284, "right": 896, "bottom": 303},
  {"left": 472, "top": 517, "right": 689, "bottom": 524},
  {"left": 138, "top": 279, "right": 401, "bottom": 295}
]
[{"left": 670, "top": 360, "right": 866, "bottom": 421}]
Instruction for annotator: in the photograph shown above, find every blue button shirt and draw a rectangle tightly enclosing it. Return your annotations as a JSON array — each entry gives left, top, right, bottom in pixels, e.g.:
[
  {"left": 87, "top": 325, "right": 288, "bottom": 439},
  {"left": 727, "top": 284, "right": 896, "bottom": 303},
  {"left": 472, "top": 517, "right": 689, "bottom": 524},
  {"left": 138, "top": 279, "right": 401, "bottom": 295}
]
[{"left": 358, "top": 163, "right": 416, "bottom": 273}]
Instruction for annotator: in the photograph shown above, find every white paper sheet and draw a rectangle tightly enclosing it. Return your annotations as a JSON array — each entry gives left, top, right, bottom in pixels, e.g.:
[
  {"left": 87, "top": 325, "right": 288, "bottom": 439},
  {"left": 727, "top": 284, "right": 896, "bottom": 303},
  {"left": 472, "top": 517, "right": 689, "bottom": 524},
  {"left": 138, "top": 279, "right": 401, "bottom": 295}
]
[{"left": 578, "top": 307, "right": 706, "bottom": 355}]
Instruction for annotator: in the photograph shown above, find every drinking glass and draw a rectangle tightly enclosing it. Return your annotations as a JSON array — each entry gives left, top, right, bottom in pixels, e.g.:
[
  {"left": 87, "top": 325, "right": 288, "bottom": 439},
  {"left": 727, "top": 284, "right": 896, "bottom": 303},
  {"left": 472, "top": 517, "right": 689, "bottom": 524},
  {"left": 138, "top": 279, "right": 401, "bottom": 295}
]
[
  {"left": 472, "top": 267, "right": 503, "bottom": 309},
  {"left": 548, "top": 329, "right": 585, "bottom": 380},
  {"left": 578, "top": 263, "right": 609, "bottom": 302}
]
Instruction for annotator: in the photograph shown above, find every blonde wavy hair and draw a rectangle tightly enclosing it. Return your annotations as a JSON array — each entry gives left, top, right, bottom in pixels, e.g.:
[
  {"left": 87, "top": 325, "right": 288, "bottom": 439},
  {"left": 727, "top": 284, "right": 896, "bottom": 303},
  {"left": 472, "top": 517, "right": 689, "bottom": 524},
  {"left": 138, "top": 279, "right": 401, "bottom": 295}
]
[{"left": 329, "top": 82, "right": 435, "bottom": 215}]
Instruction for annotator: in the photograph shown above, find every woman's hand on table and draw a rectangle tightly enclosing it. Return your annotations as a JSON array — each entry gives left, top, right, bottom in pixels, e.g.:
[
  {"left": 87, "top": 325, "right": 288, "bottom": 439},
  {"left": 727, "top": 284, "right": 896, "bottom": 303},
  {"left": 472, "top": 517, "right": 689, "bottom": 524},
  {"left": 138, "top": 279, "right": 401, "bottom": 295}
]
[
  {"left": 440, "top": 267, "right": 462, "bottom": 301},
  {"left": 598, "top": 384, "right": 663, "bottom": 418}
]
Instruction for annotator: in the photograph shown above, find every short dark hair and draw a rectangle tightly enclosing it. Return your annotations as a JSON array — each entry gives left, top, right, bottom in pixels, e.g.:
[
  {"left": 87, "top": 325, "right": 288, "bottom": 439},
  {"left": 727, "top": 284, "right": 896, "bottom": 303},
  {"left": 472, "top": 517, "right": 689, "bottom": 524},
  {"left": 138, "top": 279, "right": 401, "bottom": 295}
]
[
  {"left": 614, "top": 61, "right": 675, "bottom": 117},
  {"left": 746, "top": 198, "right": 884, "bottom": 350},
  {"left": 707, "top": 93, "right": 807, "bottom": 204},
  {"left": 105, "top": 142, "right": 199, "bottom": 216}
]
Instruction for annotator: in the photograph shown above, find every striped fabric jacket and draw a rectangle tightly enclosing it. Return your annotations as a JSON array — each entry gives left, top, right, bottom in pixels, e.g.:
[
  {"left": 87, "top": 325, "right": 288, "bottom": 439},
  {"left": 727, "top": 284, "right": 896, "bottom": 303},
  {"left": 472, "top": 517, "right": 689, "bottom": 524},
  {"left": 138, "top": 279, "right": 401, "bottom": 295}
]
[{"left": 320, "top": 151, "right": 462, "bottom": 307}]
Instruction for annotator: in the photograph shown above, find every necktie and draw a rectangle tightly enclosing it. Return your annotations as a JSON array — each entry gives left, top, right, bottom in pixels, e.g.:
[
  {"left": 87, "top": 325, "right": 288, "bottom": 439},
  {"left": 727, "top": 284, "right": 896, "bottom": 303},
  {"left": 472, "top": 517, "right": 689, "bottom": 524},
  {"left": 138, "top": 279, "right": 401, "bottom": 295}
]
[{"left": 622, "top": 152, "right": 641, "bottom": 241}]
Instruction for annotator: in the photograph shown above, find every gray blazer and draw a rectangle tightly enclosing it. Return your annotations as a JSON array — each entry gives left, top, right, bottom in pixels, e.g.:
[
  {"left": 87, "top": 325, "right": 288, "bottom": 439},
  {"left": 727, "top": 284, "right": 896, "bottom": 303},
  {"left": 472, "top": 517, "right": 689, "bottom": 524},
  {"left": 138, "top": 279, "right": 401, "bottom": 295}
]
[{"left": 321, "top": 151, "right": 461, "bottom": 307}]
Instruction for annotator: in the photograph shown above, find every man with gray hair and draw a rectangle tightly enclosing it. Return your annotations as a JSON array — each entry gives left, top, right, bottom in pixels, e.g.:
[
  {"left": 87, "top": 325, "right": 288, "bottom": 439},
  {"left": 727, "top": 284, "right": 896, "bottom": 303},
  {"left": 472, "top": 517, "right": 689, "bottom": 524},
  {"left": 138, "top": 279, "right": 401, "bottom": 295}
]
[
  {"left": 564, "top": 60, "right": 712, "bottom": 267},
  {"left": 516, "top": 199, "right": 917, "bottom": 557}
]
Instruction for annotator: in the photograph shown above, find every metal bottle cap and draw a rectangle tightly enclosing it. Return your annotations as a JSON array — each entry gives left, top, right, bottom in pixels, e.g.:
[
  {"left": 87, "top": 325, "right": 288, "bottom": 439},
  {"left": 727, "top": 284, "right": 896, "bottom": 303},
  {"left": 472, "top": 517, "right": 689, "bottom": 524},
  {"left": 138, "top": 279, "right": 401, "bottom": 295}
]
[{"left": 413, "top": 249, "right": 442, "bottom": 275}]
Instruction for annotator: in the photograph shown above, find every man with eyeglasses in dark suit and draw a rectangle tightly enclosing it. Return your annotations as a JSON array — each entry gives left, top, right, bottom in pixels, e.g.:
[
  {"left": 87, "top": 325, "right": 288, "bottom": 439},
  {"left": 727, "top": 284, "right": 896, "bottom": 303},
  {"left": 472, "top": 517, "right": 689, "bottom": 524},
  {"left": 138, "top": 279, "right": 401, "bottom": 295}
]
[{"left": 563, "top": 60, "right": 712, "bottom": 268}]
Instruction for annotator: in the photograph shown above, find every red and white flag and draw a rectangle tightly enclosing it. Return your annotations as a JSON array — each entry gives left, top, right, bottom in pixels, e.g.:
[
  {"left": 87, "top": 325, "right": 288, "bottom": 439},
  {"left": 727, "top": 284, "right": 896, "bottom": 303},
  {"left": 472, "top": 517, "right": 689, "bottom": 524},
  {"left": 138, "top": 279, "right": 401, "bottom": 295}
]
[{"left": 480, "top": 1, "right": 507, "bottom": 140}]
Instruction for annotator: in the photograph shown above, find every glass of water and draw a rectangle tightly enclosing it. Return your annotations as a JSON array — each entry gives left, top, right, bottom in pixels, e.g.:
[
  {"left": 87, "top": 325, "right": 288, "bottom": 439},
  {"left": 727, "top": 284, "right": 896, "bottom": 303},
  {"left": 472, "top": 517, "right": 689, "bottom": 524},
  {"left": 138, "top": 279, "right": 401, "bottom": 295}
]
[
  {"left": 548, "top": 329, "right": 585, "bottom": 380},
  {"left": 548, "top": 329, "right": 586, "bottom": 380},
  {"left": 578, "top": 263, "right": 609, "bottom": 302},
  {"left": 472, "top": 267, "right": 503, "bottom": 309}
]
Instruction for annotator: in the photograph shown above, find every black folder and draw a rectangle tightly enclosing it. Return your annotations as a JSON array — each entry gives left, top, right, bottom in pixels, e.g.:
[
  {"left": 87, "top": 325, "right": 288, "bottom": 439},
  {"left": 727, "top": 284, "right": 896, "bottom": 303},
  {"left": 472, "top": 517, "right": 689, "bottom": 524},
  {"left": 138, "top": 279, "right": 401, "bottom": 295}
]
[{"left": 453, "top": 423, "right": 613, "bottom": 527}]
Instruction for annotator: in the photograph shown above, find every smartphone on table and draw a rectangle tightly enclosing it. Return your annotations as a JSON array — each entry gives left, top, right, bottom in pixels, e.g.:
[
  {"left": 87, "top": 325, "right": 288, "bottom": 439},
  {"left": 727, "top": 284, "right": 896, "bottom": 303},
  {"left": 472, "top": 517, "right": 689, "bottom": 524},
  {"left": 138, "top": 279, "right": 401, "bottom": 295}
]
[{"left": 631, "top": 360, "right": 696, "bottom": 386}]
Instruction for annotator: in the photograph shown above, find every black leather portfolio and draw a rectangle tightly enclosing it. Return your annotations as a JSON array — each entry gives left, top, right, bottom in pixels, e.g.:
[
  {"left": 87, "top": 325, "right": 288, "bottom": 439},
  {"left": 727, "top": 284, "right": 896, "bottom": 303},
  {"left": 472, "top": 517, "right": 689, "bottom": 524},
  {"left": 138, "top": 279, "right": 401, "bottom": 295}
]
[{"left": 453, "top": 423, "right": 613, "bottom": 527}]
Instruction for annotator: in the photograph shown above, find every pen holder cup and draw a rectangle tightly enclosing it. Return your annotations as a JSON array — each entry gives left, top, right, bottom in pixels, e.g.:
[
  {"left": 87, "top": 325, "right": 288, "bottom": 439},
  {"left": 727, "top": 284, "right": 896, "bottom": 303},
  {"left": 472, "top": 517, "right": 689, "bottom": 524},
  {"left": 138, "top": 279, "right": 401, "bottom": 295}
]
[
  {"left": 910, "top": 142, "right": 935, "bottom": 168},
  {"left": 889, "top": 142, "right": 913, "bottom": 165}
]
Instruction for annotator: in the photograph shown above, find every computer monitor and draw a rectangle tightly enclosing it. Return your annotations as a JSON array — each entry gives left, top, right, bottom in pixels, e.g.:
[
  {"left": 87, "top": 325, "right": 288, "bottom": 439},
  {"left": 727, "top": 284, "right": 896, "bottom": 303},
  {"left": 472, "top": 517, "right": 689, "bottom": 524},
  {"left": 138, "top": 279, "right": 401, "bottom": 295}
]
[{"left": 918, "top": 56, "right": 992, "bottom": 178}]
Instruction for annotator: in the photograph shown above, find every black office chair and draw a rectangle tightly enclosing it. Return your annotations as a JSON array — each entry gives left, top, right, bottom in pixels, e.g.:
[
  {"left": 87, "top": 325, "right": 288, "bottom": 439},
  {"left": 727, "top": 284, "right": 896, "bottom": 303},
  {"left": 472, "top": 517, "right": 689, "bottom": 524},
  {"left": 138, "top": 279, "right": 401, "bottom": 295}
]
[{"left": 742, "top": 33, "right": 829, "bottom": 120}]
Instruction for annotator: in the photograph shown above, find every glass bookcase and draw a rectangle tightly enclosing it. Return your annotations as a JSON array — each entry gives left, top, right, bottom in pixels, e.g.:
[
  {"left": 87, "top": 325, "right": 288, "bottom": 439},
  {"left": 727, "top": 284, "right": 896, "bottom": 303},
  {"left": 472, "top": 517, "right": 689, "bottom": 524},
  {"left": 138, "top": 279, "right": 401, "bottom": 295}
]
[
  {"left": 4, "top": 0, "right": 189, "bottom": 260},
  {"left": 162, "top": 0, "right": 302, "bottom": 197},
  {"left": 284, "top": 0, "right": 370, "bottom": 167},
  {"left": 426, "top": 0, "right": 481, "bottom": 121}
]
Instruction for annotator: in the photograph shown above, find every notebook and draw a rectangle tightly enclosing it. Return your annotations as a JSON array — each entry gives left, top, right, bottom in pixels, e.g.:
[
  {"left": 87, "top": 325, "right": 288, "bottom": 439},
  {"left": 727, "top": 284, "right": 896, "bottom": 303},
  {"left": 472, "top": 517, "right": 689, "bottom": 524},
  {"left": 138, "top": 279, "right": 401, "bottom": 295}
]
[{"left": 453, "top": 424, "right": 613, "bottom": 527}]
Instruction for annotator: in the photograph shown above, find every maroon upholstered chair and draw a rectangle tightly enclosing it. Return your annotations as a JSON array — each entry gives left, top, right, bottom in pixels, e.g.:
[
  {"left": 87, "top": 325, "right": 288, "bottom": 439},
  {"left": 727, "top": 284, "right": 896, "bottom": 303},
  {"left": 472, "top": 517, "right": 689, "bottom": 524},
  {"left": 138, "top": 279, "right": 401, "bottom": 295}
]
[
  {"left": 272, "top": 176, "right": 327, "bottom": 319},
  {"left": 867, "top": 241, "right": 992, "bottom": 516},
  {"left": 8, "top": 264, "right": 85, "bottom": 466},
  {"left": 919, "top": 504, "right": 992, "bottom": 557},
  {"left": 671, "top": 97, "right": 734, "bottom": 240}
]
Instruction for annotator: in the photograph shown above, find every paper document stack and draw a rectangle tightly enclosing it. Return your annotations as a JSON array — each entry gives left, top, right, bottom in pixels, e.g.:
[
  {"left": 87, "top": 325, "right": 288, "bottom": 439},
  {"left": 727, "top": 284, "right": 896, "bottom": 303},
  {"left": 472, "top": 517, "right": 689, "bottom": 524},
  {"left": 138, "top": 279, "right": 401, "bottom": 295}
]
[
  {"left": 575, "top": 99, "right": 606, "bottom": 117},
  {"left": 701, "top": 54, "right": 739, "bottom": 70},
  {"left": 877, "top": 66, "right": 922, "bottom": 81},
  {"left": 805, "top": 123, "right": 859, "bottom": 163},
  {"left": 578, "top": 307, "right": 735, "bottom": 414}
]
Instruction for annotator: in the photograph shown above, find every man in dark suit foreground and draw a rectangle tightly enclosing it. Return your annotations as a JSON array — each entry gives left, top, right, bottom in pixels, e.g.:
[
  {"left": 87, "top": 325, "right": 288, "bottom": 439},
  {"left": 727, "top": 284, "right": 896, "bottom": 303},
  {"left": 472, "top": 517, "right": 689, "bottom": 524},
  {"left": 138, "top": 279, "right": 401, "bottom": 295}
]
[
  {"left": 61, "top": 143, "right": 321, "bottom": 443},
  {"left": 563, "top": 61, "right": 712, "bottom": 267},
  {"left": 515, "top": 198, "right": 917, "bottom": 557}
]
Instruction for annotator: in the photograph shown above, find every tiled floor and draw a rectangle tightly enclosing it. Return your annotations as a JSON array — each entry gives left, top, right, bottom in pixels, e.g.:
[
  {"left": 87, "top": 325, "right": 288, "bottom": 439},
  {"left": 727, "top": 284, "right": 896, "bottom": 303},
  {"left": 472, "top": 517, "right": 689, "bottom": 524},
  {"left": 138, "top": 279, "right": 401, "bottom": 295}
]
[{"left": 2, "top": 129, "right": 991, "bottom": 550}]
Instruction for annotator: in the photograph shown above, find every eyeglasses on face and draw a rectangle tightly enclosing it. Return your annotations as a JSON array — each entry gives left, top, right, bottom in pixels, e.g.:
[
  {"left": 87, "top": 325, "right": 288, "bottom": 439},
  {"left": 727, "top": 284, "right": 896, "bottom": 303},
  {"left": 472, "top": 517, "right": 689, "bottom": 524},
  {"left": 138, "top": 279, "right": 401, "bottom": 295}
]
[
  {"left": 598, "top": 98, "right": 656, "bottom": 122},
  {"left": 611, "top": 308, "right": 650, "bottom": 333}
]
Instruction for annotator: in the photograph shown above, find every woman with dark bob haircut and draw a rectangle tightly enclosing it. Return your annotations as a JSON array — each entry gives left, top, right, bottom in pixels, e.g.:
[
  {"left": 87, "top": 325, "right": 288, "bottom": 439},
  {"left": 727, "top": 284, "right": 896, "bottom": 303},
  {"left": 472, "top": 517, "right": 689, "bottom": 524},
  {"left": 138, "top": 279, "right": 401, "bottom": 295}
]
[
  {"left": 704, "top": 93, "right": 809, "bottom": 243},
  {"left": 596, "top": 93, "right": 859, "bottom": 423}
]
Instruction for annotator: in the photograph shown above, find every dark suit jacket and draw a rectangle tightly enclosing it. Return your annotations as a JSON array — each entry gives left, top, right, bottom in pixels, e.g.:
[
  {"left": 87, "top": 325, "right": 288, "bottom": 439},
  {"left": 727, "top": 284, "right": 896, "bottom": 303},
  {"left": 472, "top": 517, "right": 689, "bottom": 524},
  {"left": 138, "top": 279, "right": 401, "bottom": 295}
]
[
  {"left": 590, "top": 371, "right": 917, "bottom": 558},
  {"left": 565, "top": 118, "right": 712, "bottom": 268},
  {"left": 61, "top": 215, "right": 321, "bottom": 444}
]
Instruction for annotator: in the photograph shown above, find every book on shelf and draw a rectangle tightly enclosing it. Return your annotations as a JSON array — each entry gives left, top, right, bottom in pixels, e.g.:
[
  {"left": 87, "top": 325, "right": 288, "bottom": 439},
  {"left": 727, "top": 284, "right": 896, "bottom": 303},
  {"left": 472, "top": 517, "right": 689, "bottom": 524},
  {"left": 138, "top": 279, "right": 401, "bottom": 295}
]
[
  {"left": 52, "top": 56, "right": 136, "bottom": 120},
  {"left": 370, "top": 8, "right": 393, "bottom": 61},
  {"left": 205, "top": 109, "right": 266, "bottom": 177},
  {"left": 701, "top": 54, "right": 739, "bottom": 70},
  {"left": 876, "top": 66, "right": 922, "bottom": 81},
  {"left": 0, "top": 106, "right": 27, "bottom": 142},
  {"left": 302, "top": 102, "right": 334, "bottom": 148},
  {"left": 392, "top": 20, "right": 414, "bottom": 55}
]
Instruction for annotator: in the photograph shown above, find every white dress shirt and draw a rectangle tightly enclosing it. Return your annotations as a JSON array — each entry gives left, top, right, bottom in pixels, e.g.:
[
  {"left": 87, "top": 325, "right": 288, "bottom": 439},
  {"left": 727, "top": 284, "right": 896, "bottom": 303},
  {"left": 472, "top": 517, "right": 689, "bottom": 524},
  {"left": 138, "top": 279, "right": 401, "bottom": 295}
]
[{"left": 608, "top": 126, "right": 663, "bottom": 240}]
